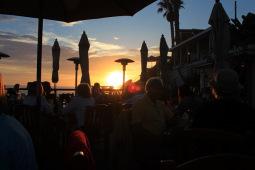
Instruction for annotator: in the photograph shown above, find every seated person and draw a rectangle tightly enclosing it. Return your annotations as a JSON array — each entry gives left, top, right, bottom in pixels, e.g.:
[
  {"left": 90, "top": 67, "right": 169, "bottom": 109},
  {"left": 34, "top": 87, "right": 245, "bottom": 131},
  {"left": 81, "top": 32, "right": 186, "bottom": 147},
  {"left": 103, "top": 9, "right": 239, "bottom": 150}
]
[
  {"left": 42, "top": 81, "right": 53, "bottom": 99},
  {"left": 63, "top": 83, "right": 95, "bottom": 130},
  {"left": 193, "top": 69, "right": 255, "bottom": 134},
  {"left": 131, "top": 77, "right": 174, "bottom": 170},
  {"left": 23, "top": 81, "right": 53, "bottom": 114},
  {"left": 92, "top": 82, "right": 105, "bottom": 103},
  {"left": 0, "top": 95, "right": 38, "bottom": 170},
  {"left": 7, "top": 84, "right": 21, "bottom": 104}
]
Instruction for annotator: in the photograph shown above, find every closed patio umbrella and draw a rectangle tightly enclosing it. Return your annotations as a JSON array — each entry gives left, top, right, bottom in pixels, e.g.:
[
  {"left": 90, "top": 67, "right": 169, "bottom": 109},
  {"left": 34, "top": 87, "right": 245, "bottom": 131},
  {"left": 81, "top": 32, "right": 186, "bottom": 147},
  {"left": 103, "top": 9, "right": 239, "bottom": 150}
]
[
  {"left": 160, "top": 34, "right": 169, "bottom": 83},
  {"left": 209, "top": 0, "right": 230, "bottom": 70},
  {"left": 52, "top": 39, "right": 60, "bottom": 93},
  {"left": 79, "top": 31, "right": 90, "bottom": 85},
  {"left": 140, "top": 41, "right": 148, "bottom": 82}
]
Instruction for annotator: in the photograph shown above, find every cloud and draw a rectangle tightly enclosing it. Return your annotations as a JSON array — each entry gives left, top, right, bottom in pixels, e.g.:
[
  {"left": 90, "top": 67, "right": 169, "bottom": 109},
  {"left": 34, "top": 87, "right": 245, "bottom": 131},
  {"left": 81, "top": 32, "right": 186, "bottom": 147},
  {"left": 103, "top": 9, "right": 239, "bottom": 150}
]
[
  {"left": 0, "top": 31, "right": 37, "bottom": 44},
  {"left": 113, "top": 37, "right": 119, "bottom": 40},
  {"left": 0, "top": 31, "right": 143, "bottom": 86},
  {"left": 43, "top": 31, "right": 79, "bottom": 50},
  {"left": 149, "top": 46, "right": 160, "bottom": 56},
  {"left": 0, "top": 30, "right": 156, "bottom": 60},
  {"left": 0, "top": 15, "right": 16, "bottom": 22},
  {"left": 43, "top": 31, "right": 124, "bottom": 56},
  {"left": 59, "top": 21, "right": 82, "bottom": 27}
]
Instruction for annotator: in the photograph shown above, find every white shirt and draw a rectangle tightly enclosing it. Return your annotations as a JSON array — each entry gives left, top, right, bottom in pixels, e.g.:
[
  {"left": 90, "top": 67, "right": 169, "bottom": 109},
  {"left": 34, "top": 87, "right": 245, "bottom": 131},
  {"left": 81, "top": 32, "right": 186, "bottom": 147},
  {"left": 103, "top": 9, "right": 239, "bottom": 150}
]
[
  {"left": 23, "top": 95, "right": 53, "bottom": 114},
  {"left": 63, "top": 96, "right": 95, "bottom": 128}
]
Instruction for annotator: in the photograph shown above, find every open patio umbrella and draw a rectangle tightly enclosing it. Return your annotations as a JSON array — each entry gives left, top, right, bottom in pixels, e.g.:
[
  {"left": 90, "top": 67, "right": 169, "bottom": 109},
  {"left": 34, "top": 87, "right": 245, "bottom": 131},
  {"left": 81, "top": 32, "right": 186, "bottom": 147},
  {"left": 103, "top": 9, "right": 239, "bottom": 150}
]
[
  {"left": 1, "top": 0, "right": 156, "bottom": 83},
  {"left": 0, "top": 52, "right": 10, "bottom": 59},
  {"left": 209, "top": 0, "right": 230, "bottom": 70}
]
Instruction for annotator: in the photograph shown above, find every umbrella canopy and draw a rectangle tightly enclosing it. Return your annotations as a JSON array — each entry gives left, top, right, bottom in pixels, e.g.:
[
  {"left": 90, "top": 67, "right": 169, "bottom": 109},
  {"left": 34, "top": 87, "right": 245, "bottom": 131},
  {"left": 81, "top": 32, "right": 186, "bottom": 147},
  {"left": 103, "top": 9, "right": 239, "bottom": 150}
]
[
  {"left": 0, "top": 0, "right": 156, "bottom": 83},
  {"left": 0, "top": 52, "right": 10, "bottom": 59},
  {"left": 52, "top": 39, "right": 60, "bottom": 83},
  {"left": 140, "top": 41, "right": 148, "bottom": 82},
  {"left": 1, "top": 0, "right": 156, "bottom": 22},
  {"left": 209, "top": 0, "right": 230, "bottom": 70},
  {"left": 79, "top": 31, "right": 90, "bottom": 85}
]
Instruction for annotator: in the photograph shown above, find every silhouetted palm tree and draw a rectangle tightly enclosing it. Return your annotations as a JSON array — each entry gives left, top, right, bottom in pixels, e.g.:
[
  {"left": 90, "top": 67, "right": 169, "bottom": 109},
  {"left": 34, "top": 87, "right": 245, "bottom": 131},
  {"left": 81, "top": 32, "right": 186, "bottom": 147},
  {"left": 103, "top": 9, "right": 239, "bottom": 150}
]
[
  {"left": 158, "top": 0, "right": 175, "bottom": 47},
  {"left": 171, "top": 0, "right": 184, "bottom": 45}
]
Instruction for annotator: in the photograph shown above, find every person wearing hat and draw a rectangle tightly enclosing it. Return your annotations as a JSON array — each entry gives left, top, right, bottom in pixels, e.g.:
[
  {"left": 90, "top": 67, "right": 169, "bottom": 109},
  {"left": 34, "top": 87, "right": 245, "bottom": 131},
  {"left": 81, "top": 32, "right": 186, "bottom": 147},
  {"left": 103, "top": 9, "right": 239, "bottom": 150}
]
[{"left": 193, "top": 69, "right": 255, "bottom": 134}]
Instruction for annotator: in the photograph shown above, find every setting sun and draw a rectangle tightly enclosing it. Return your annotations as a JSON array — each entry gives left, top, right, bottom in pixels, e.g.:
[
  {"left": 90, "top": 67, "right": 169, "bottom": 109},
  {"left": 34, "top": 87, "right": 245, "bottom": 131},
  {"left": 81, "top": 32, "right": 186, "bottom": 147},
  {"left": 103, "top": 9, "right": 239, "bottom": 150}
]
[{"left": 106, "top": 71, "right": 125, "bottom": 89}]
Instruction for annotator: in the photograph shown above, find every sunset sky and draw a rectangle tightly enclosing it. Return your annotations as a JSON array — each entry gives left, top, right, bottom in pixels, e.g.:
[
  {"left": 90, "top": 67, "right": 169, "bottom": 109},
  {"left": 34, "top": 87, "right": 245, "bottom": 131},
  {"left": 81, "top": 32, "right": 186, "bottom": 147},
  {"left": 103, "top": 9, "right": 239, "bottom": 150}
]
[{"left": 0, "top": 0, "right": 254, "bottom": 88}]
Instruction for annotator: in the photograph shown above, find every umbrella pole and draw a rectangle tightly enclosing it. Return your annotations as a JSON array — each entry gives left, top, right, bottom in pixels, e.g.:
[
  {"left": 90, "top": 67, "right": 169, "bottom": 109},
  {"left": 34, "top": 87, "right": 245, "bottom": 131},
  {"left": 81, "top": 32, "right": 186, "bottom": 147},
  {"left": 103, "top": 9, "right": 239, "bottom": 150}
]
[
  {"left": 37, "top": 17, "right": 43, "bottom": 83},
  {"left": 36, "top": 17, "right": 43, "bottom": 108},
  {"left": 54, "top": 83, "right": 57, "bottom": 96},
  {"left": 75, "top": 62, "right": 79, "bottom": 95},
  {"left": 122, "top": 65, "right": 126, "bottom": 95}
]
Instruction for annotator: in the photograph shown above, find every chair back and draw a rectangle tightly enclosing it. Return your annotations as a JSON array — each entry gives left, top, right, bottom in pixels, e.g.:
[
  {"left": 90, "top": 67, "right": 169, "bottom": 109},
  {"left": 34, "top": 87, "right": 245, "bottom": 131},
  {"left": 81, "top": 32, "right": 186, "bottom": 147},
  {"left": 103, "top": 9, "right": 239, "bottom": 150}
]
[
  {"left": 171, "top": 128, "right": 245, "bottom": 163},
  {"left": 83, "top": 105, "right": 96, "bottom": 134},
  {"left": 177, "top": 154, "right": 255, "bottom": 170},
  {"left": 13, "top": 104, "right": 39, "bottom": 132}
]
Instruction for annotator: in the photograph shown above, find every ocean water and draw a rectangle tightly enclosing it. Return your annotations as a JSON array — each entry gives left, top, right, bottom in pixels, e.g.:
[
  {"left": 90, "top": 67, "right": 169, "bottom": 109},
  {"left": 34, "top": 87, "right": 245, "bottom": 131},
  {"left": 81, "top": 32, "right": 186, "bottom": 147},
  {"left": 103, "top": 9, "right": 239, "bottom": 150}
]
[{"left": 6, "top": 85, "right": 75, "bottom": 95}]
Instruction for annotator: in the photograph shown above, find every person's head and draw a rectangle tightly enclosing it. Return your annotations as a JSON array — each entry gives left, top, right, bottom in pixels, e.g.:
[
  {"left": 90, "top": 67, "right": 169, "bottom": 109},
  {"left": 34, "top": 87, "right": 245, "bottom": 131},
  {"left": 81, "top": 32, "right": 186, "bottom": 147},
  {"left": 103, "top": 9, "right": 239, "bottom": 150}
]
[
  {"left": 42, "top": 81, "right": 51, "bottom": 95},
  {"left": 93, "top": 82, "right": 100, "bottom": 89},
  {"left": 211, "top": 69, "right": 241, "bottom": 100},
  {"left": 145, "top": 77, "right": 164, "bottom": 101},
  {"left": 77, "top": 83, "right": 92, "bottom": 98},
  {"left": 28, "top": 81, "right": 44, "bottom": 96},
  {"left": 13, "top": 84, "right": 20, "bottom": 92}
]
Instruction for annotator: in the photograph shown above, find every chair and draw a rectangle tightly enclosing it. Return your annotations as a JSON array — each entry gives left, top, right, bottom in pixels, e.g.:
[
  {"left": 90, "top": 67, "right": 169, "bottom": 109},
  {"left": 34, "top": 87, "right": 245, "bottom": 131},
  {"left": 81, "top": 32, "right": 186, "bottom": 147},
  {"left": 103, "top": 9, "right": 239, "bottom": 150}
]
[
  {"left": 13, "top": 104, "right": 39, "bottom": 134},
  {"left": 177, "top": 154, "right": 255, "bottom": 170},
  {"left": 83, "top": 106, "right": 96, "bottom": 135},
  {"left": 169, "top": 128, "right": 246, "bottom": 164},
  {"left": 13, "top": 104, "right": 42, "bottom": 158}
]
